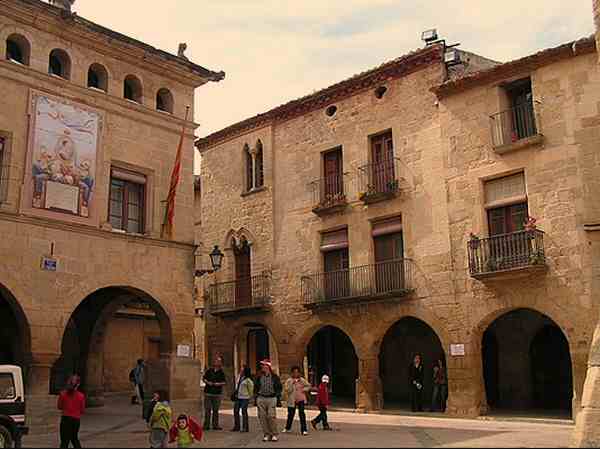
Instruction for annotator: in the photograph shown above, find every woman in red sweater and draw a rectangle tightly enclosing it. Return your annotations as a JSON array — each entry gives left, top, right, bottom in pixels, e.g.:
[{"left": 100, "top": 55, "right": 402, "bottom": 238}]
[{"left": 58, "top": 375, "right": 86, "bottom": 448}]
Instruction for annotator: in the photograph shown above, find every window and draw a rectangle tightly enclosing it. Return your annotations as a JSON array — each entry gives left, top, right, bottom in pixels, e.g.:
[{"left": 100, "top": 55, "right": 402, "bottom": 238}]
[
  {"left": 325, "top": 105, "right": 338, "bottom": 117},
  {"left": 156, "top": 88, "right": 174, "bottom": 113},
  {"left": 374, "top": 86, "right": 388, "bottom": 99},
  {"left": 109, "top": 168, "right": 146, "bottom": 234},
  {"left": 484, "top": 173, "right": 528, "bottom": 236},
  {"left": 244, "top": 140, "right": 264, "bottom": 192},
  {"left": 124, "top": 75, "right": 143, "bottom": 103},
  {"left": 0, "top": 373, "right": 16, "bottom": 400},
  {"left": 321, "top": 229, "right": 349, "bottom": 299},
  {"left": 48, "top": 49, "right": 71, "bottom": 79},
  {"left": 323, "top": 148, "right": 344, "bottom": 197},
  {"left": 87, "top": 63, "right": 108, "bottom": 91},
  {"left": 6, "top": 34, "right": 30, "bottom": 65},
  {"left": 233, "top": 237, "right": 252, "bottom": 307},
  {"left": 372, "top": 217, "right": 405, "bottom": 293},
  {"left": 370, "top": 131, "right": 395, "bottom": 193}
]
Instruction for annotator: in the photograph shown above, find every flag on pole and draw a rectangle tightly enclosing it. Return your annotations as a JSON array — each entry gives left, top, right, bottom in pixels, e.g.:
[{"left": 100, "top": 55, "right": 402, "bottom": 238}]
[{"left": 161, "top": 107, "right": 190, "bottom": 240}]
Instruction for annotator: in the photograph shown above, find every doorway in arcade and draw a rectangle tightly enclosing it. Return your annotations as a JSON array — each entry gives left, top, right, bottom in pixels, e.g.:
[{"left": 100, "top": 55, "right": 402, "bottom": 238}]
[{"left": 307, "top": 326, "right": 358, "bottom": 408}]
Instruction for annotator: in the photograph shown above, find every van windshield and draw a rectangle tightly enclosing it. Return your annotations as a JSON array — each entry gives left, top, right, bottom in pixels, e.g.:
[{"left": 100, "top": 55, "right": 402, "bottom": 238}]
[{"left": 0, "top": 374, "right": 16, "bottom": 400}]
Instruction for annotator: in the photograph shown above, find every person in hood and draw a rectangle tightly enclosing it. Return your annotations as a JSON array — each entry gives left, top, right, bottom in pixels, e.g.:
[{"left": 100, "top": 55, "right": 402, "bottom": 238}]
[
  {"left": 149, "top": 390, "right": 172, "bottom": 448},
  {"left": 169, "top": 414, "right": 203, "bottom": 448}
]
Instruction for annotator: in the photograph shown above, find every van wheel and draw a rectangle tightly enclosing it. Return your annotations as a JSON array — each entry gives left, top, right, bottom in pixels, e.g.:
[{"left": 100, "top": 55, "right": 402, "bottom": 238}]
[{"left": 0, "top": 425, "right": 12, "bottom": 448}]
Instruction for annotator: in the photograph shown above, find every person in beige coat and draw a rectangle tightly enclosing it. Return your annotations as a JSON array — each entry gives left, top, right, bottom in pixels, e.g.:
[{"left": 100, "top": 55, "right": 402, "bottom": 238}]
[{"left": 282, "top": 366, "right": 312, "bottom": 435}]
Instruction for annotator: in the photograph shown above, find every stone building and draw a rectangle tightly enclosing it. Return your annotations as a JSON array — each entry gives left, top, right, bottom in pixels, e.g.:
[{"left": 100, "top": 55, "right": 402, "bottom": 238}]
[
  {"left": 196, "top": 30, "right": 600, "bottom": 419},
  {"left": 0, "top": 0, "right": 223, "bottom": 433}
]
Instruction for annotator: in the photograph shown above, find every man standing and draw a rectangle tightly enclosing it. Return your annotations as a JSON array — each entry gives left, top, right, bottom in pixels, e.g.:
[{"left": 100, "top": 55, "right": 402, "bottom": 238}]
[
  {"left": 255, "top": 360, "right": 282, "bottom": 442},
  {"left": 133, "top": 359, "right": 145, "bottom": 405},
  {"left": 203, "top": 357, "right": 226, "bottom": 431},
  {"left": 410, "top": 354, "right": 424, "bottom": 412}
]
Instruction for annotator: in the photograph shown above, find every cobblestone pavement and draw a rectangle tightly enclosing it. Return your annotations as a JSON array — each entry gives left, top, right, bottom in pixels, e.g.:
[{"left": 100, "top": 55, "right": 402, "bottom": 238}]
[{"left": 23, "top": 397, "right": 574, "bottom": 448}]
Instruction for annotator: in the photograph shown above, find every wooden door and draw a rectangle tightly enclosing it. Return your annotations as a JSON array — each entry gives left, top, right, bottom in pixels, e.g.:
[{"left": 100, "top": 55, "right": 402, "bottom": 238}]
[
  {"left": 371, "top": 133, "right": 395, "bottom": 193},
  {"left": 323, "top": 248, "right": 350, "bottom": 300},
  {"left": 323, "top": 149, "right": 343, "bottom": 199},
  {"left": 374, "top": 232, "right": 404, "bottom": 293},
  {"left": 234, "top": 241, "right": 252, "bottom": 307},
  {"left": 487, "top": 203, "right": 529, "bottom": 269}
]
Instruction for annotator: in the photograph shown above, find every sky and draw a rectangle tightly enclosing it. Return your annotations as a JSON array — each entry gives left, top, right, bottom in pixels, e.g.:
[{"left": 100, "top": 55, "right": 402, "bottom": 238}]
[{"left": 70, "top": 0, "right": 595, "bottom": 172}]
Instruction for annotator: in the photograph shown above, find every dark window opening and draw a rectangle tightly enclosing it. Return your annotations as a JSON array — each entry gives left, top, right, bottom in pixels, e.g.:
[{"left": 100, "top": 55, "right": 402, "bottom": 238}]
[
  {"left": 124, "top": 76, "right": 142, "bottom": 103},
  {"left": 87, "top": 64, "right": 108, "bottom": 91},
  {"left": 49, "top": 49, "right": 70, "bottom": 79},
  {"left": 156, "top": 88, "right": 173, "bottom": 113},
  {"left": 6, "top": 35, "right": 30, "bottom": 65},
  {"left": 487, "top": 202, "right": 528, "bottom": 236},
  {"left": 255, "top": 140, "right": 264, "bottom": 188},
  {"left": 375, "top": 86, "right": 388, "bottom": 99},
  {"left": 325, "top": 105, "right": 338, "bottom": 117}
]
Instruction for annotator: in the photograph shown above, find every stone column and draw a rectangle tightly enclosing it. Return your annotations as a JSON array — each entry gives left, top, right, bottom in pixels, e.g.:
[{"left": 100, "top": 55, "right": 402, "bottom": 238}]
[
  {"left": 168, "top": 353, "right": 203, "bottom": 415},
  {"left": 572, "top": 325, "right": 600, "bottom": 447},
  {"left": 26, "top": 352, "right": 60, "bottom": 435},
  {"left": 356, "top": 357, "right": 382, "bottom": 412},
  {"left": 446, "top": 351, "right": 484, "bottom": 417}
]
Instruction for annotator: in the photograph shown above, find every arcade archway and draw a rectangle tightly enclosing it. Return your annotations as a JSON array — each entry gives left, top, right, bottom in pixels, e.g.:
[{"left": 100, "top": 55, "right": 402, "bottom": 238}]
[
  {"left": 379, "top": 317, "right": 445, "bottom": 410},
  {"left": 51, "top": 287, "right": 172, "bottom": 404},
  {"left": 234, "top": 323, "right": 279, "bottom": 376},
  {"left": 306, "top": 326, "right": 358, "bottom": 406},
  {"left": 0, "top": 283, "right": 31, "bottom": 370},
  {"left": 482, "top": 308, "right": 573, "bottom": 417}
]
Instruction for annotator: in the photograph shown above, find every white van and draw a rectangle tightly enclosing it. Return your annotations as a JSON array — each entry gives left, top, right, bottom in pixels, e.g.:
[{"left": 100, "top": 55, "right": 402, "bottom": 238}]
[{"left": 0, "top": 366, "right": 28, "bottom": 448}]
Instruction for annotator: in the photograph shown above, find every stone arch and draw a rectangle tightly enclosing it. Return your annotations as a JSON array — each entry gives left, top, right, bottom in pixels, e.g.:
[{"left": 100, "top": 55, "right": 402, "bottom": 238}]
[
  {"left": 378, "top": 316, "right": 447, "bottom": 411},
  {"left": 52, "top": 286, "right": 173, "bottom": 405},
  {"left": 124, "top": 74, "right": 143, "bottom": 103},
  {"left": 87, "top": 62, "right": 109, "bottom": 91},
  {"left": 156, "top": 88, "right": 174, "bottom": 113},
  {"left": 0, "top": 282, "right": 32, "bottom": 373},
  {"left": 48, "top": 48, "right": 71, "bottom": 80},
  {"left": 476, "top": 307, "right": 574, "bottom": 417},
  {"left": 5, "top": 33, "right": 31, "bottom": 65}
]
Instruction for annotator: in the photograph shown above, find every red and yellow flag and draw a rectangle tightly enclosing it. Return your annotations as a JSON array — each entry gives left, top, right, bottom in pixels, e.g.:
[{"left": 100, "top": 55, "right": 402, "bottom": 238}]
[{"left": 161, "top": 107, "right": 190, "bottom": 240}]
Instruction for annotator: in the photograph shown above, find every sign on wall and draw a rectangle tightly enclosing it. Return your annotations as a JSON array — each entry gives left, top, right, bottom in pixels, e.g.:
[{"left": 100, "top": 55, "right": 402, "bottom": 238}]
[
  {"left": 29, "top": 93, "right": 101, "bottom": 218},
  {"left": 450, "top": 343, "right": 465, "bottom": 357},
  {"left": 177, "top": 344, "right": 191, "bottom": 358}
]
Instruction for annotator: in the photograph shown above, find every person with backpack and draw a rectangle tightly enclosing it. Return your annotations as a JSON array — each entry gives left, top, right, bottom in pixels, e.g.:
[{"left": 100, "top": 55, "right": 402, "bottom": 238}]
[
  {"left": 58, "top": 375, "right": 85, "bottom": 448},
  {"left": 132, "top": 359, "right": 146, "bottom": 405}
]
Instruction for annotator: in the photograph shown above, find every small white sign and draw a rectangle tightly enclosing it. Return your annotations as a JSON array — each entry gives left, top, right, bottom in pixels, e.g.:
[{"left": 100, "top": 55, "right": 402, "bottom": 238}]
[
  {"left": 450, "top": 344, "right": 465, "bottom": 357},
  {"left": 41, "top": 256, "right": 58, "bottom": 272},
  {"left": 177, "top": 344, "right": 191, "bottom": 358}
]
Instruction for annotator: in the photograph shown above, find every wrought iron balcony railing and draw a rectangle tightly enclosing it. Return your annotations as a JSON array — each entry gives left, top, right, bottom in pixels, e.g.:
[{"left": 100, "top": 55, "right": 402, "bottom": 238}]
[
  {"left": 207, "top": 273, "right": 271, "bottom": 315},
  {"left": 490, "top": 100, "right": 540, "bottom": 149},
  {"left": 309, "top": 174, "right": 348, "bottom": 216},
  {"left": 301, "top": 259, "right": 414, "bottom": 308},
  {"left": 357, "top": 158, "right": 402, "bottom": 204},
  {"left": 468, "top": 230, "right": 546, "bottom": 278}
]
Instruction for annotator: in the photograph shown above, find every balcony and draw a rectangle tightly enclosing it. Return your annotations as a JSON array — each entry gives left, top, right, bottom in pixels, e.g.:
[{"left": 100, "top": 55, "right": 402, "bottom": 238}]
[
  {"left": 207, "top": 273, "right": 271, "bottom": 317},
  {"left": 309, "top": 174, "right": 348, "bottom": 216},
  {"left": 357, "top": 158, "right": 403, "bottom": 204},
  {"left": 490, "top": 100, "right": 543, "bottom": 153},
  {"left": 301, "top": 259, "right": 415, "bottom": 310},
  {"left": 468, "top": 230, "right": 547, "bottom": 280}
]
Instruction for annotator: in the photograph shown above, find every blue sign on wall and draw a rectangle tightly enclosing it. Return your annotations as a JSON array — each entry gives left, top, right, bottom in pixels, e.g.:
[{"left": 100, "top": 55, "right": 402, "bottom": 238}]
[{"left": 41, "top": 257, "right": 58, "bottom": 272}]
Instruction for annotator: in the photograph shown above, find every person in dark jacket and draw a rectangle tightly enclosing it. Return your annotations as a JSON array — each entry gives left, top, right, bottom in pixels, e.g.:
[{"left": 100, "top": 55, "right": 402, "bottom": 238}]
[
  {"left": 203, "top": 357, "right": 226, "bottom": 430},
  {"left": 410, "top": 354, "right": 424, "bottom": 412}
]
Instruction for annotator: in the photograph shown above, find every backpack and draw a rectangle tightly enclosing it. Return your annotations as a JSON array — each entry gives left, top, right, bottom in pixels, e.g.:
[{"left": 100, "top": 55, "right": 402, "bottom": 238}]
[{"left": 129, "top": 369, "right": 136, "bottom": 383}]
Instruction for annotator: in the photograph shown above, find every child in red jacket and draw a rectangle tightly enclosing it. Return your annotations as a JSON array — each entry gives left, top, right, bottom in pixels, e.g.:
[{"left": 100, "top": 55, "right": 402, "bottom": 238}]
[
  {"left": 169, "top": 414, "right": 203, "bottom": 448},
  {"left": 311, "top": 375, "right": 331, "bottom": 431}
]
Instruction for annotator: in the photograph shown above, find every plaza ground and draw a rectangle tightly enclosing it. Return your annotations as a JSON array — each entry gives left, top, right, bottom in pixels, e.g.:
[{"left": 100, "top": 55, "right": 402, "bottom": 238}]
[{"left": 23, "top": 395, "right": 574, "bottom": 448}]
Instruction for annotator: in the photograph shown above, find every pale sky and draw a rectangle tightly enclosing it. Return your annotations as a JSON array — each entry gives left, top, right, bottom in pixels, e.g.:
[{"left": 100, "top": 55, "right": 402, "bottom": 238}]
[{"left": 71, "top": 0, "right": 594, "bottom": 171}]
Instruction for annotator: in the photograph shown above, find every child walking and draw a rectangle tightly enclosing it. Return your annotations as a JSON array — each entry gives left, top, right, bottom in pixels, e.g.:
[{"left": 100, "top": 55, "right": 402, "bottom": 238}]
[
  {"left": 149, "top": 390, "right": 172, "bottom": 448},
  {"left": 169, "top": 414, "right": 203, "bottom": 448},
  {"left": 311, "top": 375, "right": 331, "bottom": 431}
]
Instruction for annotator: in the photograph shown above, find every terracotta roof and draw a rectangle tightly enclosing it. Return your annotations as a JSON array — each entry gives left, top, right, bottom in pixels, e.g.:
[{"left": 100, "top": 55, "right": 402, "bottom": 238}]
[
  {"left": 433, "top": 36, "right": 596, "bottom": 98},
  {"left": 196, "top": 44, "right": 444, "bottom": 150},
  {"left": 17, "top": 0, "right": 225, "bottom": 82}
]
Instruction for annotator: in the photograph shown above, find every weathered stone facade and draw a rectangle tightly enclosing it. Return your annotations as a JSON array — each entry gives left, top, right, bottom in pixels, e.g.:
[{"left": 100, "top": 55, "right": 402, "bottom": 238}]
[
  {"left": 0, "top": 0, "right": 222, "bottom": 434},
  {"left": 197, "top": 34, "right": 600, "bottom": 420}
]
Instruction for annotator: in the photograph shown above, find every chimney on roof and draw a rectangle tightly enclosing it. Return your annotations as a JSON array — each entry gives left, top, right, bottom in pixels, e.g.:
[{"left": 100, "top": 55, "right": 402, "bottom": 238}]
[{"left": 49, "top": 0, "right": 75, "bottom": 12}]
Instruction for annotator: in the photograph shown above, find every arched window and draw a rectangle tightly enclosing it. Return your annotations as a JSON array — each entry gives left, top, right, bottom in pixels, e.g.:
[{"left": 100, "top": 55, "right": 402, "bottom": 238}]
[
  {"left": 255, "top": 139, "right": 264, "bottom": 188},
  {"left": 156, "top": 88, "right": 174, "bottom": 113},
  {"left": 6, "top": 34, "right": 30, "bottom": 65},
  {"left": 124, "top": 75, "right": 143, "bottom": 103},
  {"left": 244, "top": 144, "right": 253, "bottom": 192},
  {"left": 87, "top": 63, "right": 108, "bottom": 92},
  {"left": 49, "top": 49, "right": 71, "bottom": 79}
]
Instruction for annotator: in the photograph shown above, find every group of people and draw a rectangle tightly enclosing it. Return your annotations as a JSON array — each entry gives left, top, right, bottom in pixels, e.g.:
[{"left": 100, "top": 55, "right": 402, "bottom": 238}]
[
  {"left": 203, "top": 357, "right": 332, "bottom": 443},
  {"left": 409, "top": 355, "right": 448, "bottom": 413}
]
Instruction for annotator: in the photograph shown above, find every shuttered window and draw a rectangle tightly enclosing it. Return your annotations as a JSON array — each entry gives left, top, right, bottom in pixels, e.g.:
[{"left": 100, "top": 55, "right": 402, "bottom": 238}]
[
  {"left": 484, "top": 172, "right": 526, "bottom": 206},
  {"left": 320, "top": 228, "right": 348, "bottom": 252},
  {"left": 372, "top": 216, "right": 402, "bottom": 237}
]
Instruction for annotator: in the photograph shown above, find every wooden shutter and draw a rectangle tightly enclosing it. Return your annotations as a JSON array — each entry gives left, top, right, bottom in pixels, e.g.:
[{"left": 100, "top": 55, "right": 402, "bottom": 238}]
[
  {"left": 484, "top": 173, "right": 526, "bottom": 206},
  {"left": 321, "top": 229, "right": 348, "bottom": 252}
]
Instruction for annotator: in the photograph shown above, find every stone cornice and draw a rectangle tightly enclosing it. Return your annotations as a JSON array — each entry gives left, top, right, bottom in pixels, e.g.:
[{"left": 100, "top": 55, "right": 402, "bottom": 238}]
[
  {"left": 1, "top": 0, "right": 225, "bottom": 87},
  {"left": 0, "top": 60, "right": 199, "bottom": 137},
  {"left": 432, "top": 36, "right": 596, "bottom": 98},
  {"left": 0, "top": 210, "right": 196, "bottom": 251},
  {"left": 196, "top": 45, "right": 444, "bottom": 151}
]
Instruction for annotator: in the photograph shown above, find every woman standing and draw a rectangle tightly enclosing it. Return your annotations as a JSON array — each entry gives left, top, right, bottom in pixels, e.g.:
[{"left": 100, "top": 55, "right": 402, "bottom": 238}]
[
  {"left": 410, "top": 354, "right": 424, "bottom": 412},
  {"left": 231, "top": 366, "right": 254, "bottom": 433},
  {"left": 431, "top": 359, "right": 448, "bottom": 412},
  {"left": 57, "top": 375, "right": 85, "bottom": 449},
  {"left": 283, "top": 366, "right": 311, "bottom": 435}
]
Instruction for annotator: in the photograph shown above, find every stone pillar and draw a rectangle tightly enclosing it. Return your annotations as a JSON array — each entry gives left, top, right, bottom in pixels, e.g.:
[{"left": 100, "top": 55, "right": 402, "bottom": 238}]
[
  {"left": 168, "top": 354, "right": 203, "bottom": 415},
  {"left": 572, "top": 325, "right": 600, "bottom": 447},
  {"left": 447, "top": 349, "right": 485, "bottom": 417},
  {"left": 356, "top": 357, "right": 382, "bottom": 412},
  {"left": 26, "top": 353, "right": 60, "bottom": 435}
]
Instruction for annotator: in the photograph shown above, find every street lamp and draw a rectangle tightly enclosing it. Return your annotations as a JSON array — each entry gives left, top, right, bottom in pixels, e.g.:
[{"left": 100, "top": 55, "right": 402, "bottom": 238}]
[{"left": 195, "top": 245, "right": 224, "bottom": 277}]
